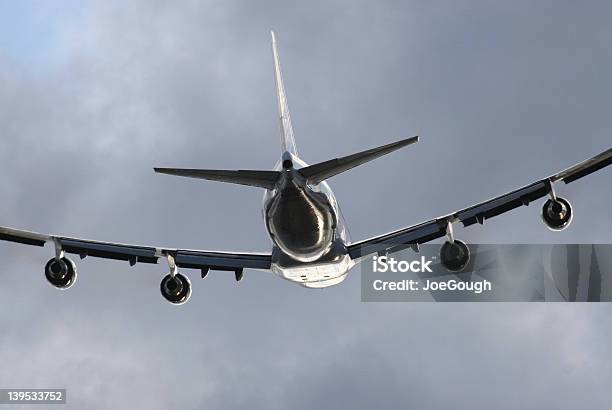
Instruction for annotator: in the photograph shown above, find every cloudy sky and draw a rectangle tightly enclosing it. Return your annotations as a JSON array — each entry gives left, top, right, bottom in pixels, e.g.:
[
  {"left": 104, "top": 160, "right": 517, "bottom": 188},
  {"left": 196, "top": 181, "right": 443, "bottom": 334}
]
[{"left": 0, "top": 0, "right": 611, "bottom": 408}]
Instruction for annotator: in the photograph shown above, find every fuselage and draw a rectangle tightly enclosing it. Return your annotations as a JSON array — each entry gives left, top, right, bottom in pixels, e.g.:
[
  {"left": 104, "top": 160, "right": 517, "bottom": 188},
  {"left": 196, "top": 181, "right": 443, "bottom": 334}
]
[{"left": 263, "top": 153, "right": 354, "bottom": 287}]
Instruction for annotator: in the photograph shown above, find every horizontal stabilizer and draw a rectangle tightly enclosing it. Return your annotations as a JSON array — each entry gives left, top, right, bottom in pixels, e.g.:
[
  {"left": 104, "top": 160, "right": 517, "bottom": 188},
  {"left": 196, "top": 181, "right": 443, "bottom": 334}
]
[
  {"left": 154, "top": 168, "right": 280, "bottom": 189},
  {"left": 299, "top": 136, "right": 419, "bottom": 184}
]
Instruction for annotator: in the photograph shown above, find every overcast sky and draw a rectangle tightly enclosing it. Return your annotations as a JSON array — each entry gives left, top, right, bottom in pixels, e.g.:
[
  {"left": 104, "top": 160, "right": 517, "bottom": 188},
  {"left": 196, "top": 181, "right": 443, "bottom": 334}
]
[{"left": 0, "top": 1, "right": 611, "bottom": 408}]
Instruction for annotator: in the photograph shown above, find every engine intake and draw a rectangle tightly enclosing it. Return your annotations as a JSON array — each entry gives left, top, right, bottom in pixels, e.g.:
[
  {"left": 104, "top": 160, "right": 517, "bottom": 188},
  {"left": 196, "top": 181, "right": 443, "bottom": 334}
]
[
  {"left": 440, "top": 240, "right": 470, "bottom": 272},
  {"left": 45, "top": 257, "right": 77, "bottom": 289},
  {"left": 160, "top": 273, "right": 192, "bottom": 305},
  {"left": 541, "top": 197, "right": 572, "bottom": 231}
]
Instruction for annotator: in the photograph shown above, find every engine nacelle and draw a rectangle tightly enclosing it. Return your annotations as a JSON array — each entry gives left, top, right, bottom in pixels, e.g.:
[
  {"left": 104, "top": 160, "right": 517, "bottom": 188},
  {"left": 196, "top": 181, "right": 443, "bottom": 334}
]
[
  {"left": 45, "top": 257, "right": 77, "bottom": 289},
  {"left": 541, "top": 197, "right": 573, "bottom": 231},
  {"left": 160, "top": 273, "right": 192, "bottom": 305},
  {"left": 440, "top": 240, "right": 470, "bottom": 272}
]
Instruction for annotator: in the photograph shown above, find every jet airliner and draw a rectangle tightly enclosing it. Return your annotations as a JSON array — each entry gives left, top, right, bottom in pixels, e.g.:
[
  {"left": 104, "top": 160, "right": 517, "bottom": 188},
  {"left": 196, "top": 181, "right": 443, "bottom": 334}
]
[{"left": 1, "top": 32, "right": 610, "bottom": 304}]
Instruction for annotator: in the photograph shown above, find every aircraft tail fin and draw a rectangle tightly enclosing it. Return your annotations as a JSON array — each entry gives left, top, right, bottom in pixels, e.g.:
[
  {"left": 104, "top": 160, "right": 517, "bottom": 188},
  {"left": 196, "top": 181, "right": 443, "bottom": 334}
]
[
  {"left": 154, "top": 168, "right": 280, "bottom": 189},
  {"left": 298, "top": 136, "right": 419, "bottom": 184},
  {"left": 271, "top": 31, "right": 298, "bottom": 156}
]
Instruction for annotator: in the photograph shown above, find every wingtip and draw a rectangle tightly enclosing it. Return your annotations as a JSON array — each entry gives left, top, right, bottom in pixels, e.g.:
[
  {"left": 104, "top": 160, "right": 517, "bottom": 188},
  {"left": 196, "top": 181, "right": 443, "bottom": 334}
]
[
  {"left": 400, "top": 135, "right": 419, "bottom": 145},
  {"left": 270, "top": 30, "right": 276, "bottom": 43}
]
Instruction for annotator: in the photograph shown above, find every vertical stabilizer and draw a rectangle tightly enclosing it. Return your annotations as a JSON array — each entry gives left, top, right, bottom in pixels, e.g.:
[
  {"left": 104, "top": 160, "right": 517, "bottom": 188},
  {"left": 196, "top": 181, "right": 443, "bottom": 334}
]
[{"left": 271, "top": 31, "right": 298, "bottom": 155}]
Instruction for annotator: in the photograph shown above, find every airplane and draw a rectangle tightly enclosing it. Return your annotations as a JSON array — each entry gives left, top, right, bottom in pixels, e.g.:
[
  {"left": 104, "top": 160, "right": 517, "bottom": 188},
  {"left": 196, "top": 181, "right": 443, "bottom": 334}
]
[{"left": 0, "top": 31, "right": 610, "bottom": 304}]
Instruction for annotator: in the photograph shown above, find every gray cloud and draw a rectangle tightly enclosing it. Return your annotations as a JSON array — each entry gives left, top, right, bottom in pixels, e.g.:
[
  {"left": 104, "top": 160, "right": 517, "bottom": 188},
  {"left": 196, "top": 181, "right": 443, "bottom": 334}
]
[{"left": 0, "top": 0, "right": 611, "bottom": 409}]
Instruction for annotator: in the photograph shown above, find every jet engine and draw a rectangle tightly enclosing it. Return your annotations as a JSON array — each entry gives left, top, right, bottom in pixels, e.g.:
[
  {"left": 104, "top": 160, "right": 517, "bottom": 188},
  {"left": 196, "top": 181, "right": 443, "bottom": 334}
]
[
  {"left": 541, "top": 197, "right": 573, "bottom": 231},
  {"left": 160, "top": 272, "right": 192, "bottom": 305},
  {"left": 45, "top": 257, "right": 78, "bottom": 289},
  {"left": 440, "top": 240, "right": 470, "bottom": 272}
]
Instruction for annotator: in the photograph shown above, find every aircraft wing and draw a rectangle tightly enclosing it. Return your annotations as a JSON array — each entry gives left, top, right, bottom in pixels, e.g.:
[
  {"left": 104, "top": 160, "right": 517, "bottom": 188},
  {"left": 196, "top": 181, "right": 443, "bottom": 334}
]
[
  {"left": 0, "top": 226, "right": 272, "bottom": 273},
  {"left": 347, "top": 147, "right": 612, "bottom": 259}
]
